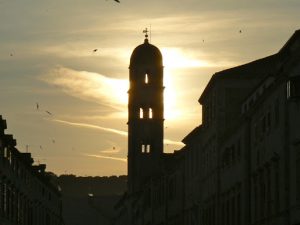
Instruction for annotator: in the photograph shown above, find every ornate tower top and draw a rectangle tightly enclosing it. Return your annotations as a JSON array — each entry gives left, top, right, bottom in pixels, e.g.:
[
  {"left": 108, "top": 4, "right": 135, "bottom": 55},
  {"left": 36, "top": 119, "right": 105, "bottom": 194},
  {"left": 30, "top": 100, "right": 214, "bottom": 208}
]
[{"left": 129, "top": 31, "right": 162, "bottom": 68}]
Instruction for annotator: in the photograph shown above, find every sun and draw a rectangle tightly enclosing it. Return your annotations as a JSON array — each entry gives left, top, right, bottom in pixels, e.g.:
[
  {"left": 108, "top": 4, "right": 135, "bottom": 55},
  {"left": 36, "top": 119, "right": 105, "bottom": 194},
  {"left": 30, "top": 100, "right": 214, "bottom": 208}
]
[
  {"left": 164, "top": 71, "right": 180, "bottom": 120},
  {"left": 162, "top": 48, "right": 208, "bottom": 120},
  {"left": 162, "top": 48, "right": 210, "bottom": 69}
]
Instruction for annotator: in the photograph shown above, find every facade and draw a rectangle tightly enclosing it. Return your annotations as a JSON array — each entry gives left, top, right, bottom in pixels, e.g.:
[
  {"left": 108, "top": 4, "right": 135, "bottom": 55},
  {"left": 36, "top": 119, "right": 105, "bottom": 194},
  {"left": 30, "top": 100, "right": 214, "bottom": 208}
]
[
  {"left": 183, "top": 29, "right": 300, "bottom": 225},
  {"left": 0, "top": 115, "right": 63, "bottom": 225},
  {"left": 114, "top": 30, "right": 300, "bottom": 225}
]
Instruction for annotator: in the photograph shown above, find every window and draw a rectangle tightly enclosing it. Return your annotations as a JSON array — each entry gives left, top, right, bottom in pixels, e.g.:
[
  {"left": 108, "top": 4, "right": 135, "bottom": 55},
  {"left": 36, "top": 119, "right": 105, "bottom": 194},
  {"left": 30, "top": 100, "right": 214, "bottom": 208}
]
[
  {"left": 145, "top": 74, "right": 149, "bottom": 84},
  {"left": 141, "top": 144, "right": 150, "bottom": 153},
  {"left": 287, "top": 81, "right": 291, "bottom": 98},
  {"left": 168, "top": 178, "right": 175, "bottom": 200},
  {"left": 231, "top": 145, "right": 236, "bottom": 163},
  {"left": 262, "top": 116, "right": 267, "bottom": 133},
  {"left": 267, "top": 111, "right": 271, "bottom": 131},
  {"left": 274, "top": 98, "right": 280, "bottom": 127},
  {"left": 237, "top": 193, "right": 241, "bottom": 225},
  {"left": 274, "top": 161, "right": 280, "bottom": 212},
  {"left": 4, "top": 147, "right": 8, "bottom": 158},
  {"left": 297, "top": 159, "right": 300, "bottom": 201},
  {"left": 287, "top": 76, "right": 300, "bottom": 99},
  {"left": 149, "top": 108, "right": 153, "bottom": 119},
  {"left": 237, "top": 139, "right": 241, "bottom": 159},
  {"left": 139, "top": 108, "right": 144, "bottom": 118}
]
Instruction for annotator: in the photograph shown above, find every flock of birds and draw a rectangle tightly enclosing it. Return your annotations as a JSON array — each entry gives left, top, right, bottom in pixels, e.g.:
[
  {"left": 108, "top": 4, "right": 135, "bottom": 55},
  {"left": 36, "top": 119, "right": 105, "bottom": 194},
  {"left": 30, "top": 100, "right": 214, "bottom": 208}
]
[
  {"left": 10, "top": 29, "right": 244, "bottom": 57},
  {"left": 27, "top": 102, "right": 118, "bottom": 166},
  {"left": 36, "top": 102, "right": 53, "bottom": 116},
  {"left": 8, "top": 0, "right": 243, "bottom": 163}
]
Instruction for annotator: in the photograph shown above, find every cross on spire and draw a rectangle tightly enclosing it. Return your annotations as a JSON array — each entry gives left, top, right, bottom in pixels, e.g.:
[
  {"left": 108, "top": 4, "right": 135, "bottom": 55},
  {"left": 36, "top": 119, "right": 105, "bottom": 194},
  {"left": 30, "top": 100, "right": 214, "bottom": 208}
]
[{"left": 143, "top": 28, "right": 149, "bottom": 39}]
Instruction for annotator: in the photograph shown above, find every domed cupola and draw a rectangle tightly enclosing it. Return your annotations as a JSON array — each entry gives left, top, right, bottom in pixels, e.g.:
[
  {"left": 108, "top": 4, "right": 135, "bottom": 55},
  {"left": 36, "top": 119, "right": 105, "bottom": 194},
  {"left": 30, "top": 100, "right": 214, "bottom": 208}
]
[{"left": 129, "top": 38, "right": 163, "bottom": 68}]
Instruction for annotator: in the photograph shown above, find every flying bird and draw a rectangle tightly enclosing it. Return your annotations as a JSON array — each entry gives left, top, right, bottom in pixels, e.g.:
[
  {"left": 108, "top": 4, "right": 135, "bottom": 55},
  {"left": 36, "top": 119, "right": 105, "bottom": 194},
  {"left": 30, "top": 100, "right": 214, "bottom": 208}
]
[
  {"left": 239, "top": 30, "right": 242, "bottom": 33},
  {"left": 36, "top": 102, "right": 39, "bottom": 110},
  {"left": 93, "top": 49, "right": 98, "bottom": 52},
  {"left": 114, "top": 0, "right": 120, "bottom": 3},
  {"left": 45, "top": 110, "right": 52, "bottom": 116}
]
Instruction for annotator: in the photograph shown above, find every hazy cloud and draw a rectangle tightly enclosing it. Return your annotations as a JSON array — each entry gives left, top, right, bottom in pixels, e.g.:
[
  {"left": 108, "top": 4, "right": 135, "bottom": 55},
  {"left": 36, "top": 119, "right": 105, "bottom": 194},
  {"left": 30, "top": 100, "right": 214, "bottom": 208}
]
[
  {"left": 101, "top": 149, "right": 121, "bottom": 154},
  {"left": 52, "top": 118, "right": 184, "bottom": 147},
  {"left": 84, "top": 154, "right": 127, "bottom": 163},
  {"left": 40, "top": 66, "right": 128, "bottom": 112},
  {"left": 2, "top": 0, "right": 300, "bottom": 176},
  {"left": 164, "top": 139, "right": 184, "bottom": 146},
  {"left": 52, "top": 119, "right": 128, "bottom": 136}
]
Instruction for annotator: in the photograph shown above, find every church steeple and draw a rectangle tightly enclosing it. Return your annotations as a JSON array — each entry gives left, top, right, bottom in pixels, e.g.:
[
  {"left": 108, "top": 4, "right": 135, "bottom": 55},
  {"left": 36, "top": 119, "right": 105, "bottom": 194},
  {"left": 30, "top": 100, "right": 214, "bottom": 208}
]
[{"left": 127, "top": 33, "right": 164, "bottom": 193}]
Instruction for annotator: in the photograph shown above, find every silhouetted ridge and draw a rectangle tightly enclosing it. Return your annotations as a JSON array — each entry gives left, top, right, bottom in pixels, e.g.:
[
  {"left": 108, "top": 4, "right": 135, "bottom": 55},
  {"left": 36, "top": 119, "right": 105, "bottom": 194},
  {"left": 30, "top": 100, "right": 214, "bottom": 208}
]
[{"left": 58, "top": 175, "right": 127, "bottom": 197}]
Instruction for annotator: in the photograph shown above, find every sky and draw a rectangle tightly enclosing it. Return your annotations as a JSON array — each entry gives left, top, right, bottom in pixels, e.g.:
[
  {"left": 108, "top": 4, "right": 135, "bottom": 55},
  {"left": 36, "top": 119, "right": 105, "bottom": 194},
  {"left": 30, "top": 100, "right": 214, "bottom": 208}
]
[{"left": 0, "top": 0, "right": 299, "bottom": 176}]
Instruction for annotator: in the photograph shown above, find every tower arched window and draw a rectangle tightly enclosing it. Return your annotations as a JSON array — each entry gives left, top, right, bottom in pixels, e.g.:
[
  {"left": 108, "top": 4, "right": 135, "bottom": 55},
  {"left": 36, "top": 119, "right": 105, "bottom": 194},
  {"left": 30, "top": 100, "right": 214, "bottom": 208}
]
[
  {"left": 139, "top": 108, "right": 144, "bottom": 119},
  {"left": 149, "top": 108, "right": 153, "bottom": 119},
  {"left": 145, "top": 74, "right": 149, "bottom": 84}
]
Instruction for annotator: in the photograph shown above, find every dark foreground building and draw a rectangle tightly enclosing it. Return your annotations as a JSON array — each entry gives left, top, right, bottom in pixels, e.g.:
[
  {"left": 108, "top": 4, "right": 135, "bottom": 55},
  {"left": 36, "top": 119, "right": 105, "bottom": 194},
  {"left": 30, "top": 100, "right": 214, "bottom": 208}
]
[
  {"left": 0, "top": 116, "right": 63, "bottom": 225},
  {"left": 114, "top": 29, "right": 300, "bottom": 225}
]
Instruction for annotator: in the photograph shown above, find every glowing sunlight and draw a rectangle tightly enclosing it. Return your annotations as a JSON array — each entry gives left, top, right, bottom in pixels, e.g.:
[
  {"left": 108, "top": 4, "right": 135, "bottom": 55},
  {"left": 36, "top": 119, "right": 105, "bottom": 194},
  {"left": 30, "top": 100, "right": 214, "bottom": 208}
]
[
  {"left": 162, "top": 48, "right": 210, "bottom": 69},
  {"left": 41, "top": 67, "right": 128, "bottom": 113},
  {"left": 164, "top": 71, "right": 181, "bottom": 120}
]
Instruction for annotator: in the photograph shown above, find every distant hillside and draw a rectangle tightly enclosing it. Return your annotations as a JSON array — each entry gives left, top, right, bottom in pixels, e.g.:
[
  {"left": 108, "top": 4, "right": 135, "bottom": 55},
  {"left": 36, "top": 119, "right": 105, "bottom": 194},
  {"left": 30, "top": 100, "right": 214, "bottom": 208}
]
[
  {"left": 58, "top": 175, "right": 127, "bottom": 197},
  {"left": 58, "top": 175, "right": 127, "bottom": 225}
]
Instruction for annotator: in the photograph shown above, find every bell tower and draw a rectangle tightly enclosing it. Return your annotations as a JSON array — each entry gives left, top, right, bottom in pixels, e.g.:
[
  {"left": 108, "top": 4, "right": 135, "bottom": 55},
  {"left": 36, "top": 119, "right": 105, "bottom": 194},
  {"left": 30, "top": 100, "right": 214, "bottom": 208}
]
[{"left": 128, "top": 30, "right": 164, "bottom": 193}]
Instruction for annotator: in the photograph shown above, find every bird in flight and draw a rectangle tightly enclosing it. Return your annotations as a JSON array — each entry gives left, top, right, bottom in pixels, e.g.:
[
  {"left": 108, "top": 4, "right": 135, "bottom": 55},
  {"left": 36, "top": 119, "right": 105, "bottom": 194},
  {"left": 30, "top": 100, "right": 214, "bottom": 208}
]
[
  {"left": 36, "top": 103, "right": 39, "bottom": 110},
  {"left": 45, "top": 110, "right": 52, "bottom": 116},
  {"left": 239, "top": 30, "right": 242, "bottom": 33},
  {"left": 93, "top": 49, "right": 98, "bottom": 52},
  {"left": 114, "top": 0, "right": 120, "bottom": 3}
]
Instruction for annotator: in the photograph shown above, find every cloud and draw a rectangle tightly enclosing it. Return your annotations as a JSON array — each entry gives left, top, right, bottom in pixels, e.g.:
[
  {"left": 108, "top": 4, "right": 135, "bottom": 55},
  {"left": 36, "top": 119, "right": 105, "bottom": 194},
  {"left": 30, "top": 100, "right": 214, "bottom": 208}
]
[
  {"left": 164, "top": 139, "right": 184, "bottom": 146},
  {"left": 40, "top": 66, "right": 128, "bottom": 112},
  {"left": 52, "top": 119, "right": 128, "bottom": 136},
  {"left": 51, "top": 118, "right": 184, "bottom": 147},
  {"left": 101, "top": 149, "right": 120, "bottom": 154},
  {"left": 162, "top": 48, "right": 212, "bottom": 69},
  {"left": 84, "top": 154, "right": 127, "bottom": 163}
]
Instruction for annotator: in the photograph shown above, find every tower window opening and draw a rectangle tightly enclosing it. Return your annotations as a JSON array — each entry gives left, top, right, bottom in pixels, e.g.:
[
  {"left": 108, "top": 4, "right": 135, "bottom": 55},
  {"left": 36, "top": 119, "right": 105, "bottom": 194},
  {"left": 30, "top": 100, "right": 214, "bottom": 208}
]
[
  {"left": 139, "top": 108, "right": 144, "bottom": 118},
  {"left": 141, "top": 144, "right": 150, "bottom": 153},
  {"left": 149, "top": 108, "right": 153, "bottom": 119},
  {"left": 145, "top": 74, "right": 149, "bottom": 84}
]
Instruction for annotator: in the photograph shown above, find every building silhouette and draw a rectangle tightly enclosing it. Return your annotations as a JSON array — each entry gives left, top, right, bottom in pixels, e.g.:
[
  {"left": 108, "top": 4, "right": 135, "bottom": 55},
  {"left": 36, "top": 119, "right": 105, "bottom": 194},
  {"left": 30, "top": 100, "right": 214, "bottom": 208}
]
[
  {"left": 114, "top": 29, "right": 300, "bottom": 225},
  {"left": 0, "top": 116, "right": 63, "bottom": 225},
  {"left": 128, "top": 36, "right": 164, "bottom": 194}
]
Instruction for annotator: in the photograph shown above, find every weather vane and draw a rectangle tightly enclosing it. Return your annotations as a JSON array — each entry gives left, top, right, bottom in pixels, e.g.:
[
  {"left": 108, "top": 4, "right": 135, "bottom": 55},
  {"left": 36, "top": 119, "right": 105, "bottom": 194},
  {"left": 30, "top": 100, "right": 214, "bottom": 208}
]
[{"left": 143, "top": 28, "right": 149, "bottom": 40}]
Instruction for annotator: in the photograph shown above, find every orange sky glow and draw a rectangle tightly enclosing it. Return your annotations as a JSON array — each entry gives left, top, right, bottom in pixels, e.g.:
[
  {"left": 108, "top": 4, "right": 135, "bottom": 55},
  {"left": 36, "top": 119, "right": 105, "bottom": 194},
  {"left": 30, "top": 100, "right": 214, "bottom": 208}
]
[{"left": 1, "top": 0, "right": 300, "bottom": 176}]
